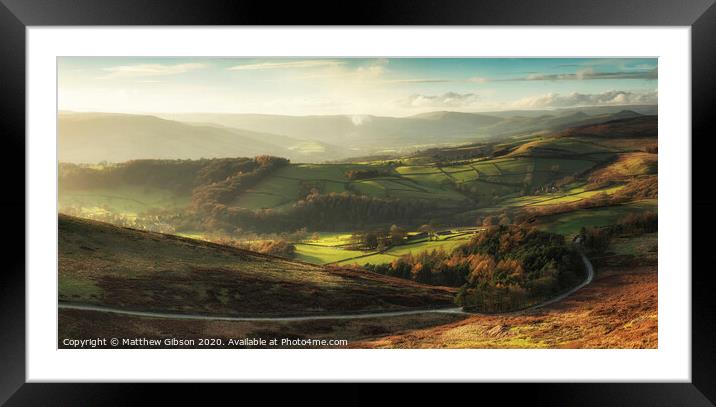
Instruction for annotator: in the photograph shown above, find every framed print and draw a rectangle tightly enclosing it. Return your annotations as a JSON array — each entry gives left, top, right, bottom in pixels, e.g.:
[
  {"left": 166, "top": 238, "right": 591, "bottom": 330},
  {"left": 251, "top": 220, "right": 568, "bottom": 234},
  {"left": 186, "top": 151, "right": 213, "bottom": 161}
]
[{"left": 1, "top": 0, "right": 714, "bottom": 405}]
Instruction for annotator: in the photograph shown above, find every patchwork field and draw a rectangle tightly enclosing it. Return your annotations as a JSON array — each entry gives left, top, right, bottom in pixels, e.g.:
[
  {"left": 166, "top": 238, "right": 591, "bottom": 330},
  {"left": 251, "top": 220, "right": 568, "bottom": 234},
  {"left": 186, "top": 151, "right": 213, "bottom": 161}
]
[
  {"left": 236, "top": 162, "right": 470, "bottom": 210},
  {"left": 292, "top": 228, "right": 478, "bottom": 266},
  {"left": 227, "top": 134, "right": 629, "bottom": 212}
]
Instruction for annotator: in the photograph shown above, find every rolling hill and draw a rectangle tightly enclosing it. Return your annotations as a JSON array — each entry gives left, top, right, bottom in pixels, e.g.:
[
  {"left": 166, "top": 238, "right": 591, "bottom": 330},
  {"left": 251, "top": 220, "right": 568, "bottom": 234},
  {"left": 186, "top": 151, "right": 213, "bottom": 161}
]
[
  {"left": 58, "top": 214, "right": 455, "bottom": 316},
  {"left": 159, "top": 112, "right": 502, "bottom": 152},
  {"left": 59, "top": 107, "right": 656, "bottom": 164},
  {"left": 58, "top": 115, "right": 657, "bottom": 235},
  {"left": 159, "top": 107, "right": 652, "bottom": 158},
  {"left": 59, "top": 112, "right": 340, "bottom": 163}
]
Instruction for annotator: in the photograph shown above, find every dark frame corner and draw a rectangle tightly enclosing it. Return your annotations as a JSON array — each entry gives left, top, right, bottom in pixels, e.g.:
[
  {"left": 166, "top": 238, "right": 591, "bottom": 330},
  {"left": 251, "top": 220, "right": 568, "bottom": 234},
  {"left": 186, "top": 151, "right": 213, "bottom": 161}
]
[{"left": 1, "top": 0, "right": 714, "bottom": 405}]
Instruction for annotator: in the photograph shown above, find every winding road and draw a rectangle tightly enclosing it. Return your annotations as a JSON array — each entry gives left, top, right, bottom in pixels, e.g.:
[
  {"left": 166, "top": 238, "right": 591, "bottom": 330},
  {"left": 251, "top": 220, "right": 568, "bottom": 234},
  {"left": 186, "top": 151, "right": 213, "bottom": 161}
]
[{"left": 59, "top": 252, "right": 594, "bottom": 322}]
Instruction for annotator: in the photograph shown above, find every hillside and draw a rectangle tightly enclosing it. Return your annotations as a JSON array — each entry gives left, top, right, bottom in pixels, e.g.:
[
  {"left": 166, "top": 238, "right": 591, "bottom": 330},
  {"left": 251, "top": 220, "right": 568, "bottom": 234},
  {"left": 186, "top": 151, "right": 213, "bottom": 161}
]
[
  {"left": 159, "top": 108, "right": 651, "bottom": 157},
  {"left": 58, "top": 112, "right": 339, "bottom": 163},
  {"left": 484, "top": 104, "right": 657, "bottom": 118},
  {"left": 58, "top": 215, "right": 455, "bottom": 316},
  {"left": 58, "top": 115, "right": 657, "bottom": 235},
  {"left": 559, "top": 115, "right": 657, "bottom": 139},
  {"left": 58, "top": 109, "right": 655, "bottom": 164},
  {"left": 58, "top": 226, "right": 657, "bottom": 349}
]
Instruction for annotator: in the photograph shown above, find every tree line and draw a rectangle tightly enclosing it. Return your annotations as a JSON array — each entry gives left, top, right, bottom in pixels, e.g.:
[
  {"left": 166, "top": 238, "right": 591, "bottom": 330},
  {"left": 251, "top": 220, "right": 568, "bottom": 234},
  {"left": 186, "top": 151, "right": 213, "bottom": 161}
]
[
  {"left": 579, "top": 211, "right": 658, "bottom": 255},
  {"left": 183, "top": 190, "right": 441, "bottom": 233},
  {"left": 59, "top": 157, "right": 266, "bottom": 195},
  {"left": 361, "top": 224, "right": 584, "bottom": 312}
]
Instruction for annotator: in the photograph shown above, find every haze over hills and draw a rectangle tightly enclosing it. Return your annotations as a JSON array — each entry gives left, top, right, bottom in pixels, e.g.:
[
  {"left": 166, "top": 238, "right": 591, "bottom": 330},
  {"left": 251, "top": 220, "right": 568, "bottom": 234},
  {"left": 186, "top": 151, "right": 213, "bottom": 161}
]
[
  {"left": 158, "top": 112, "right": 505, "bottom": 151},
  {"left": 58, "top": 112, "right": 341, "bottom": 163},
  {"left": 161, "top": 108, "right": 650, "bottom": 145},
  {"left": 160, "top": 106, "right": 654, "bottom": 149},
  {"left": 59, "top": 106, "right": 655, "bottom": 164},
  {"left": 483, "top": 104, "right": 657, "bottom": 118}
]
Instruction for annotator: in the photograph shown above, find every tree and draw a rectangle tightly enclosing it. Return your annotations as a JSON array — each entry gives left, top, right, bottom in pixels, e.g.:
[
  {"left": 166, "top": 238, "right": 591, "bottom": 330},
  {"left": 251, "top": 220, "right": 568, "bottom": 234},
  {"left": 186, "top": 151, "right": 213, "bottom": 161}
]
[
  {"left": 419, "top": 224, "right": 435, "bottom": 241},
  {"left": 482, "top": 216, "right": 496, "bottom": 227},
  {"left": 389, "top": 224, "right": 407, "bottom": 246},
  {"left": 364, "top": 232, "right": 379, "bottom": 250}
]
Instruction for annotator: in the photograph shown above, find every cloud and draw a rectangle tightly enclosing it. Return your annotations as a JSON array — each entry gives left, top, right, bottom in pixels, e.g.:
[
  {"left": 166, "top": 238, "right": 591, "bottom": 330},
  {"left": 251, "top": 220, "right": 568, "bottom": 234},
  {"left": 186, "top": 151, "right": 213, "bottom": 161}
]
[
  {"left": 512, "top": 90, "right": 658, "bottom": 108},
  {"left": 386, "top": 76, "right": 487, "bottom": 84},
  {"left": 508, "top": 68, "right": 657, "bottom": 81},
  {"left": 384, "top": 67, "right": 656, "bottom": 85},
  {"left": 357, "top": 58, "right": 388, "bottom": 76},
  {"left": 99, "top": 63, "right": 207, "bottom": 79},
  {"left": 385, "top": 67, "right": 656, "bottom": 85},
  {"left": 384, "top": 78, "right": 454, "bottom": 84},
  {"left": 228, "top": 60, "right": 344, "bottom": 71},
  {"left": 468, "top": 76, "right": 489, "bottom": 84},
  {"left": 398, "top": 92, "right": 480, "bottom": 108}
]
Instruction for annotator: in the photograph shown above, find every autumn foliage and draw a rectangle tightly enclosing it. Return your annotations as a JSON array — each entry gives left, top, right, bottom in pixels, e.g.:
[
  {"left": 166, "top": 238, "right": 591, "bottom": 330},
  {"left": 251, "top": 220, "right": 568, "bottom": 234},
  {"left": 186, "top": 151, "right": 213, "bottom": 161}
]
[{"left": 364, "top": 225, "right": 584, "bottom": 312}]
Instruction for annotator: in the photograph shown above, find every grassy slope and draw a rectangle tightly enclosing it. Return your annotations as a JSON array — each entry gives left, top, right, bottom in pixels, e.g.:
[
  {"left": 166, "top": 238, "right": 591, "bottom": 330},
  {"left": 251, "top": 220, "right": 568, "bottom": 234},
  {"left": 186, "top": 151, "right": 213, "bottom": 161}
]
[
  {"left": 57, "top": 120, "right": 643, "bottom": 221},
  {"left": 59, "top": 185, "right": 190, "bottom": 219},
  {"left": 237, "top": 162, "right": 469, "bottom": 210},
  {"left": 292, "top": 229, "right": 476, "bottom": 266},
  {"left": 58, "top": 116, "right": 656, "bottom": 265},
  {"left": 231, "top": 140, "right": 616, "bottom": 212},
  {"left": 534, "top": 199, "right": 657, "bottom": 237},
  {"left": 58, "top": 215, "right": 456, "bottom": 317}
]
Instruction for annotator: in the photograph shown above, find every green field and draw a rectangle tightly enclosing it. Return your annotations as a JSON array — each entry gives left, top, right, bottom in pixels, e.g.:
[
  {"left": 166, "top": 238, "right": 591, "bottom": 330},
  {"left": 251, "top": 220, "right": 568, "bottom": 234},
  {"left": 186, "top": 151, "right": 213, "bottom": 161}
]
[
  {"left": 236, "top": 163, "right": 360, "bottom": 209},
  {"left": 58, "top": 132, "right": 624, "bottom": 228},
  {"left": 294, "top": 244, "right": 366, "bottom": 264},
  {"left": 233, "top": 144, "right": 614, "bottom": 212},
  {"left": 292, "top": 229, "right": 477, "bottom": 266},
  {"left": 58, "top": 120, "right": 654, "bottom": 259},
  {"left": 236, "top": 162, "right": 470, "bottom": 210},
  {"left": 336, "top": 238, "right": 472, "bottom": 267},
  {"left": 500, "top": 183, "right": 626, "bottom": 208},
  {"left": 535, "top": 199, "right": 657, "bottom": 236},
  {"left": 59, "top": 185, "right": 190, "bottom": 219}
]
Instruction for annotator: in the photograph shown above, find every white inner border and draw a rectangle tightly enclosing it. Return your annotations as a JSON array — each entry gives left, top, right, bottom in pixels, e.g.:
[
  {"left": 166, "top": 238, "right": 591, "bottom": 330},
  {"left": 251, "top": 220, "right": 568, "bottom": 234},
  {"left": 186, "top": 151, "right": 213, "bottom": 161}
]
[{"left": 27, "top": 27, "right": 691, "bottom": 382}]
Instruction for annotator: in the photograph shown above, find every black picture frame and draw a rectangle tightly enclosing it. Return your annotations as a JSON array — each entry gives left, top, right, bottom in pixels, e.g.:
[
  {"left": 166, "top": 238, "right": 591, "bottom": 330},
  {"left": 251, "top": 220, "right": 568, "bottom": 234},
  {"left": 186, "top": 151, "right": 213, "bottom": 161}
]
[{"left": 1, "top": 0, "right": 713, "bottom": 405}]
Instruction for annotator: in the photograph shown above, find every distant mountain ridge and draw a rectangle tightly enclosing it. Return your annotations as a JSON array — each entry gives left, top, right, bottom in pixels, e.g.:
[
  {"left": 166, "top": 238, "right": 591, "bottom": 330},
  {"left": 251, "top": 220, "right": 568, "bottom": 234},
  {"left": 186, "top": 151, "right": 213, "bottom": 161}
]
[
  {"left": 59, "top": 106, "right": 655, "bottom": 164},
  {"left": 59, "top": 112, "right": 340, "bottom": 163}
]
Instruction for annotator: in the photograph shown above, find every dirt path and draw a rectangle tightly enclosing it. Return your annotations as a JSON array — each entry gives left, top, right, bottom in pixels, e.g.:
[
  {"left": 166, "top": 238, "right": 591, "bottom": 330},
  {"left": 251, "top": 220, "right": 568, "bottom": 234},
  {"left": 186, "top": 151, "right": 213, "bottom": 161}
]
[
  {"left": 58, "top": 303, "right": 466, "bottom": 322},
  {"left": 59, "top": 252, "right": 593, "bottom": 322}
]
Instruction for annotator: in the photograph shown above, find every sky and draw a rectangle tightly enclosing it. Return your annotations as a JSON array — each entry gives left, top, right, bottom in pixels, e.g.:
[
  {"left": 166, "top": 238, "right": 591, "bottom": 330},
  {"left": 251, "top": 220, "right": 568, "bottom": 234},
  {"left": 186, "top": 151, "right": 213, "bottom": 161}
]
[{"left": 58, "top": 57, "right": 657, "bottom": 117}]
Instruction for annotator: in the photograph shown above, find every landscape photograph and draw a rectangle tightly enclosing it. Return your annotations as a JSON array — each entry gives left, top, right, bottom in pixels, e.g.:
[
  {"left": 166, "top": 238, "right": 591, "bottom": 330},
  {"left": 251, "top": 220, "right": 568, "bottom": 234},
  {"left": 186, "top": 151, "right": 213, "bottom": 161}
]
[{"left": 57, "top": 57, "right": 658, "bottom": 349}]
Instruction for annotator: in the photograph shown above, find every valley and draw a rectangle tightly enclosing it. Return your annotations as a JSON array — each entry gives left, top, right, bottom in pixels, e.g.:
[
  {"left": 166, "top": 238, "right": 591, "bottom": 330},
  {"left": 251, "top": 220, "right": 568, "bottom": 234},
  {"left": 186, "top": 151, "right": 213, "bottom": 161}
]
[{"left": 58, "top": 107, "right": 658, "bottom": 349}]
